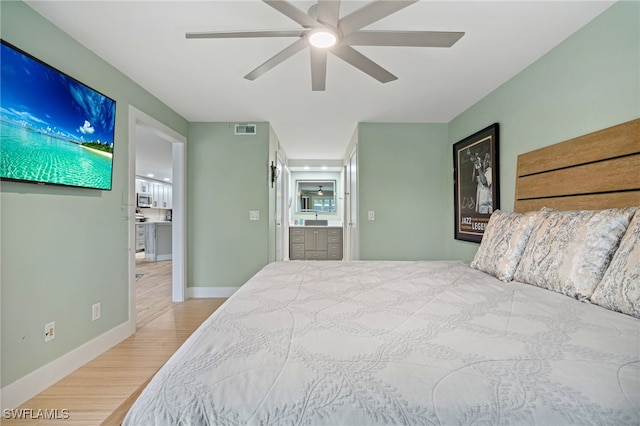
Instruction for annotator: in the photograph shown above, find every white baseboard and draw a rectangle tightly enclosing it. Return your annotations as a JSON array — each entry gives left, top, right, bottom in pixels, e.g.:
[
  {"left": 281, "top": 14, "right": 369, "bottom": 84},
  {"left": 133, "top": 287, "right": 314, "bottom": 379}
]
[
  {"left": 1, "top": 320, "right": 135, "bottom": 410},
  {"left": 1, "top": 288, "right": 235, "bottom": 408},
  {"left": 188, "top": 286, "right": 239, "bottom": 298}
]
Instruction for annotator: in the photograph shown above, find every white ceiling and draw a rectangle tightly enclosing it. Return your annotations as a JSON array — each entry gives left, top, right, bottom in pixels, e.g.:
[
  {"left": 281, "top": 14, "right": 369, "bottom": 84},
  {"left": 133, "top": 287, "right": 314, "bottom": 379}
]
[
  {"left": 25, "top": 0, "right": 615, "bottom": 176},
  {"left": 135, "top": 125, "right": 174, "bottom": 182}
]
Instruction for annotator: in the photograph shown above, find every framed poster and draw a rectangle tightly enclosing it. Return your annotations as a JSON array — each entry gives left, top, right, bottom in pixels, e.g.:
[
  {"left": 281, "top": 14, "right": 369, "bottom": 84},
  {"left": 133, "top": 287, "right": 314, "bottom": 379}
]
[{"left": 453, "top": 123, "right": 500, "bottom": 242}]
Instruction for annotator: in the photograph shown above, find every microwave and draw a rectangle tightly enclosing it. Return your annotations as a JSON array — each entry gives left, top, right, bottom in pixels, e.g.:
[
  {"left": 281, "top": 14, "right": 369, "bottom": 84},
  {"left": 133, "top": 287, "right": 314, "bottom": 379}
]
[{"left": 137, "top": 193, "right": 153, "bottom": 208}]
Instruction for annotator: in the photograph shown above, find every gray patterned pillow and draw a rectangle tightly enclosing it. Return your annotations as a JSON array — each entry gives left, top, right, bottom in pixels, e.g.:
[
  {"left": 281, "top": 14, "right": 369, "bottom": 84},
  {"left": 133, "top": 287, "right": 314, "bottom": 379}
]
[
  {"left": 470, "top": 210, "right": 538, "bottom": 282},
  {"left": 591, "top": 209, "right": 640, "bottom": 318},
  {"left": 513, "top": 207, "right": 635, "bottom": 299}
]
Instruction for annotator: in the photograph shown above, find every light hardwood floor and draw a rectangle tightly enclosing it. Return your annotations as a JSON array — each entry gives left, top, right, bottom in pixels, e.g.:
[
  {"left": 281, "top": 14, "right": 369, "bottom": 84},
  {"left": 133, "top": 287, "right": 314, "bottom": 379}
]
[
  {"left": 135, "top": 256, "right": 174, "bottom": 329},
  {"left": 3, "top": 259, "right": 226, "bottom": 425}
]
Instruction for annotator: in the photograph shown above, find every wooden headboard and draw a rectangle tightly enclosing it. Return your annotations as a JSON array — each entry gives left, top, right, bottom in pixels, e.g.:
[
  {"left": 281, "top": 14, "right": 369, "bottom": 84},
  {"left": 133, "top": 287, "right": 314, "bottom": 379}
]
[{"left": 514, "top": 118, "right": 640, "bottom": 212}]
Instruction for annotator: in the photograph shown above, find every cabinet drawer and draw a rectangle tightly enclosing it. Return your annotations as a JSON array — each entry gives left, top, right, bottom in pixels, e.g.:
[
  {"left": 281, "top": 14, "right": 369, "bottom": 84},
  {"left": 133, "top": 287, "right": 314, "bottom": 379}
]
[
  {"left": 328, "top": 228, "right": 342, "bottom": 236},
  {"left": 328, "top": 244, "right": 342, "bottom": 260},
  {"left": 306, "top": 251, "right": 328, "bottom": 259},
  {"left": 290, "top": 244, "right": 304, "bottom": 260},
  {"left": 136, "top": 229, "right": 146, "bottom": 238},
  {"left": 291, "top": 228, "right": 305, "bottom": 236},
  {"left": 291, "top": 234, "right": 305, "bottom": 243},
  {"left": 328, "top": 244, "right": 341, "bottom": 253},
  {"left": 135, "top": 240, "right": 145, "bottom": 250},
  {"left": 327, "top": 235, "right": 341, "bottom": 244}
]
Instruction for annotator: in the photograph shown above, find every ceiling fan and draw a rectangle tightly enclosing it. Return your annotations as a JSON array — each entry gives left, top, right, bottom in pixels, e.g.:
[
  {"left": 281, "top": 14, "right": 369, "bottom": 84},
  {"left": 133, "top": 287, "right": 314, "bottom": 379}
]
[{"left": 186, "top": 0, "right": 464, "bottom": 91}]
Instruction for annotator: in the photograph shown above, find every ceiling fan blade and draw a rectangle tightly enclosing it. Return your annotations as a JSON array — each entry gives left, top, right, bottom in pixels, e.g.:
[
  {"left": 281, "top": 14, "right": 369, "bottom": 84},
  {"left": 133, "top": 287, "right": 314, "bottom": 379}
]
[
  {"left": 244, "top": 38, "right": 308, "bottom": 81},
  {"left": 186, "top": 29, "right": 307, "bottom": 39},
  {"left": 317, "top": 0, "right": 341, "bottom": 27},
  {"left": 263, "top": 0, "right": 320, "bottom": 28},
  {"left": 343, "top": 31, "right": 465, "bottom": 47},
  {"left": 310, "top": 48, "right": 328, "bottom": 91},
  {"left": 338, "top": 0, "right": 418, "bottom": 36},
  {"left": 331, "top": 45, "right": 396, "bottom": 83}
]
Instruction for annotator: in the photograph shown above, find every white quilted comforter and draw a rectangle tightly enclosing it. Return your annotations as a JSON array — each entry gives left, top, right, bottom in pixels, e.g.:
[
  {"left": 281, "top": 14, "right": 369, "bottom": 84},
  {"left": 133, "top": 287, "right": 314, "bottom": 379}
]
[{"left": 124, "top": 261, "right": 640, "bottom": 425}]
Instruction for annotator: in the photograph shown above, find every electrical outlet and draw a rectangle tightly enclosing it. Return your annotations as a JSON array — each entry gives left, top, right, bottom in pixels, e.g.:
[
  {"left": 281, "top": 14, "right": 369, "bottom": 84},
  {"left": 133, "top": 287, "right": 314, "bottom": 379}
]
[
  {"left": 92, "top": 303, "right": 101, "bottom": 321},
  {"left": 249, "top": 210, "right": 260, "bottom": 221},
  {"left": 368, "top": 210, "right": 375, "bottom": 221},
  {"left": 45, "top": 321, "right": 55, "bottom": 342}
]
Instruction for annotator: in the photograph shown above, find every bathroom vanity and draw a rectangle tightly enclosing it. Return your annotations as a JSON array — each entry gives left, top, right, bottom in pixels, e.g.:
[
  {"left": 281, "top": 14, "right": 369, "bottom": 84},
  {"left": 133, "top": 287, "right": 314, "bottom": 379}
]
[{"left": 290, "top": 226, "right": 343, "bottom": 260}]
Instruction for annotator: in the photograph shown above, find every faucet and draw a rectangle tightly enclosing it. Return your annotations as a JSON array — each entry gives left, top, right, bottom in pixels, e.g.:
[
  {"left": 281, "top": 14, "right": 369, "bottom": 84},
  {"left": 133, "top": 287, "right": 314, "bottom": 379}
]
[{"left": 315, "top": 212, "right": 318, "bottom": 220}]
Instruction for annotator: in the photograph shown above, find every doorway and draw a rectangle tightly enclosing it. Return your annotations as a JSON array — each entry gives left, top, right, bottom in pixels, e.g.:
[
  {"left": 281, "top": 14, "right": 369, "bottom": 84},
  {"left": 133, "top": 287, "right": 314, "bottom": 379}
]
[
  {"left": 128, "top": 106, "right": 186, "bottom": 331},
  {"left": 134, "top": 127, "right": 174, "bottom": 327}
]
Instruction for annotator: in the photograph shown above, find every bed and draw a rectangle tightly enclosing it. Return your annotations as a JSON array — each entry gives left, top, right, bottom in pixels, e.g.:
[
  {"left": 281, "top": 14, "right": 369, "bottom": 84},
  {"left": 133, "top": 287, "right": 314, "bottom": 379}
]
[{"left": 124, "top": 119, "right": 640, "bottom": 425}]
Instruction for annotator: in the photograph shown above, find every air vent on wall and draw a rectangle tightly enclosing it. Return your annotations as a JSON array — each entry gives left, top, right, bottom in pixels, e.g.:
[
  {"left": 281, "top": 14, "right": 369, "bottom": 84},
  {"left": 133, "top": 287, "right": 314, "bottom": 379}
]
[{"left": 234, "top": 123, "right": 256, "bottom": 135}]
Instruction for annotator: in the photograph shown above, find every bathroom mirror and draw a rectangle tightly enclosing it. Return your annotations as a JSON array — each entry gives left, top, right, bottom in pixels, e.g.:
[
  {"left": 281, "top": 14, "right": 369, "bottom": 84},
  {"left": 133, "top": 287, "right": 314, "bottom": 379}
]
[{"left": 296, "top": 180, "right": 336, "bottom": 213}]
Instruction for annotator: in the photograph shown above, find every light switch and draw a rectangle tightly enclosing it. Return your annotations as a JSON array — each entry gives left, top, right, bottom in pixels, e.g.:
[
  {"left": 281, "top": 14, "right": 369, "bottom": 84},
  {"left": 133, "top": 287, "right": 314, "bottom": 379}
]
[
  {"left": 250, "top": 210, "right": 260, "bottom": 221},
  {"left": 368, "top": 211, "right": 375, "bottom": 221}
]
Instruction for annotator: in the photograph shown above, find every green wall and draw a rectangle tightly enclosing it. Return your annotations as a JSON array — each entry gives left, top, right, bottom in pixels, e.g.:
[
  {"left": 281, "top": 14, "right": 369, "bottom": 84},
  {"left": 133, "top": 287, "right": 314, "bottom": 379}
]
[
  {"left": 357, "top": 1, "right": 639, "bottom": 262},
  {"left": 1, "top": 1, "right": 187, "bottom": 387},
  {"left": 358, "top": 123, "right": 449, "bottom": 260},
  {"left": 445, "top": 0, "right": 640, "bottom": 261},
  {"left": 187, "top": 123, "right": 271, "bottom": 288}
]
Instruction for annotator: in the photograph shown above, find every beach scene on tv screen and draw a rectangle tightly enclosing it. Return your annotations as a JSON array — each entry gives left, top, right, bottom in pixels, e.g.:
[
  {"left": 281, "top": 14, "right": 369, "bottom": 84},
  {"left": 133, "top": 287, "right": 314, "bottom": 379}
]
[{"left": 0, "top": 42, "right": 116, "bottom": 190}]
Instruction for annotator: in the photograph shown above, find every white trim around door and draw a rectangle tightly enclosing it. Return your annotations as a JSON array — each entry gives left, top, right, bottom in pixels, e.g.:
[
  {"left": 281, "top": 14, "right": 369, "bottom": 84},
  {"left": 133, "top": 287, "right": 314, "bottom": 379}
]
[{"left": 128, "top": 106, "right": 187, "bottom": 330}]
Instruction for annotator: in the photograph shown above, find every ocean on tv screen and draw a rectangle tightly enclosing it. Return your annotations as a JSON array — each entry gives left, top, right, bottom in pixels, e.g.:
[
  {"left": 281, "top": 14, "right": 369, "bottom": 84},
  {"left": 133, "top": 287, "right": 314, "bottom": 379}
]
[{"left": 0, "top": 41, "right": 116, "bottom": 190}]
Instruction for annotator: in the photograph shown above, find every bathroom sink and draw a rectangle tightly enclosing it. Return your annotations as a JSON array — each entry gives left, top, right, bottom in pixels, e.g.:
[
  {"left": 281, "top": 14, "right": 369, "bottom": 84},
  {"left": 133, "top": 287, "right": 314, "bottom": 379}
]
[{"left": 304, "top": 219, "right": 328, "bottom": 226}]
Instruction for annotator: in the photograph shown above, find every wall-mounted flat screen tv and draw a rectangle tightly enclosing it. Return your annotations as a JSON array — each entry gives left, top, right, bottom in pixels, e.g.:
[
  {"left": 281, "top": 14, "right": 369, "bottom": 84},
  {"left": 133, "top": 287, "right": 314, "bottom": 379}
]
[{"left": 1, "top": 40, "right": 116, "bottom": 190}]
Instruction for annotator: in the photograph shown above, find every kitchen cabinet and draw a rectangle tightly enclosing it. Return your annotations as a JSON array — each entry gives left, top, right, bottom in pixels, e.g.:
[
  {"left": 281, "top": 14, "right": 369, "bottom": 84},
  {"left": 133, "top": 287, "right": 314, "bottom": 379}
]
[
  {"left": 152, "top": 182, "right": 161, "bottom": 208},
  {"left": 290, "top": 227, "right": 342, "bottom": 260},
  {"left": 164, "top": 186, "right": 172, "bottom": 209},
  {"left": 135, "top": 224, "right": 145, "bottom": 252},
  {"left": 136, "top": 178, "right": 172, "bottom": 210},
  {"left": 144, "top": 222, "right": 172, "bottom": 261},
  {"left": 151, "top": 182, "right": 172, "bottom": 209},
  {"left": 136, "top": 178, "right": 150, "bottom": 194}
]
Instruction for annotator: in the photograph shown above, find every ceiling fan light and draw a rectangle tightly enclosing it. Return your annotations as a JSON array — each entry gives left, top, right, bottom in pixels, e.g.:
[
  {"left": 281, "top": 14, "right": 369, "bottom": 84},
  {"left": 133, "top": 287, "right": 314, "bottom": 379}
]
[{"left": 308, "top": 30, "right": 337, "bottom": 48}]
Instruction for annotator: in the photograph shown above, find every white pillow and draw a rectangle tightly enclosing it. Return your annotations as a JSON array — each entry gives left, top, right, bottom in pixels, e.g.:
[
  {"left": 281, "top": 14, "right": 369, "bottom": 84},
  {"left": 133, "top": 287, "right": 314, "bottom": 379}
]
[
  {"left": 470, "top": 209, "right": 539, "bottom": 282},
  {"left": 513, "top": 207, "right": 635, "bottom": 299},
  {"left": 591, "top": 209, "right": 640, "bottom": 318}
]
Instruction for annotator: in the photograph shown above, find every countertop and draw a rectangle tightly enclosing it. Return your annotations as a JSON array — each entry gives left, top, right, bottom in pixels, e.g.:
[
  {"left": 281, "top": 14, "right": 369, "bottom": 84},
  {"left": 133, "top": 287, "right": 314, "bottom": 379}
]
[{"left": 289, "top": 225, "right": 343, "bottom": 228}]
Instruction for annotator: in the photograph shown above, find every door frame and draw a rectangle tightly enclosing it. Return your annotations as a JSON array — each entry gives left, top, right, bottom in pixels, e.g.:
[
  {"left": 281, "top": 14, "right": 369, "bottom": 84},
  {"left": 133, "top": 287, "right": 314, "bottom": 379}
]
[
  {"left": 128, "top": 106, "right": 187, "bottom": 328},
  {"left": 275, "top": 153, "right": 286, "bottom": 261},
  {"left": 346, "top": 145, "right": 359, "bottom": 260}
]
